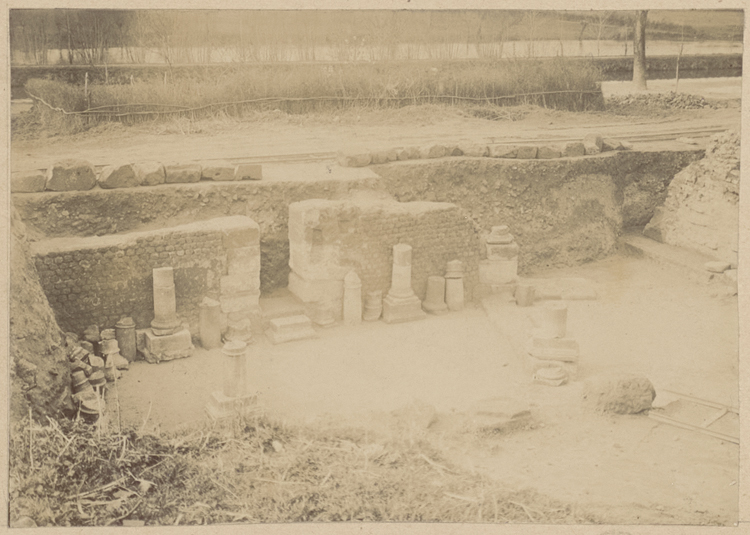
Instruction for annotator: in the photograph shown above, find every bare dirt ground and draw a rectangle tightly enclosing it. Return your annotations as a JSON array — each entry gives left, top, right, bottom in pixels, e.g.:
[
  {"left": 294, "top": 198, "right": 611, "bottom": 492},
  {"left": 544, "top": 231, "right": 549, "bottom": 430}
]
[
  {"left": 10, "top": 78, "right": 741, "bottom": 173},
  {"left": 110, "top": 250, "right": 738, "bottom": 526}
]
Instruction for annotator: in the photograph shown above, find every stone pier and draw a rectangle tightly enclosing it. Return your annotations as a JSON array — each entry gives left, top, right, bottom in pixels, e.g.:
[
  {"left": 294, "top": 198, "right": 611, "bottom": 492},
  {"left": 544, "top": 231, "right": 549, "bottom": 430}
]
[{"left": 205, "top": 340, "right": 257, "bottom": 420}]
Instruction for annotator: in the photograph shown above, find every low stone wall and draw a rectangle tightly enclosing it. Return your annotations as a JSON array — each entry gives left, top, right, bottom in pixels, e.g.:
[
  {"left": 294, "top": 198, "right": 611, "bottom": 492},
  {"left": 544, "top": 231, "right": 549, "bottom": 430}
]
[
  {"left": 14, "top": 149, "right": 701, "bottom": 294},
  {"left": 288, "top": 198, "right": 481, "bottom": 323},
  {"left": 31, "top": 216, "right": 260, "bottom": 336}
]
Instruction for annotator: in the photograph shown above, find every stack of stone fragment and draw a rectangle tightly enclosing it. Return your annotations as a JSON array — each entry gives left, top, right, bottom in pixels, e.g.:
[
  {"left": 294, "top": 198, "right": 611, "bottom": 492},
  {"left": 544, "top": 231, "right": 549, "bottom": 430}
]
[
  {"left": 526, "top": 302, "right": 579, "bottom": 386},
  {"left": 479, "top": 225, "right": 519, "bottom": 300},
  {"left": 65, "top": 333, "right": 105, "bottom": 418}
]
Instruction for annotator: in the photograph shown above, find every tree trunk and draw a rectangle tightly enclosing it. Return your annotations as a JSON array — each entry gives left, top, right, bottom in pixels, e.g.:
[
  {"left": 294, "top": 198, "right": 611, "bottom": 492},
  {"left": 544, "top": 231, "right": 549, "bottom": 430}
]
[{"left": 633, "top": 10, "right": 648, "bottom": 90}]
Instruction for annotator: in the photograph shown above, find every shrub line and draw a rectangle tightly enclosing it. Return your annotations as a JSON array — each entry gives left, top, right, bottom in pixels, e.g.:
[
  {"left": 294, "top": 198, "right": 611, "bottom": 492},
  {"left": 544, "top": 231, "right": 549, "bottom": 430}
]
[{"left": 28, "top": 90, "right": 602, "bottom": 118}]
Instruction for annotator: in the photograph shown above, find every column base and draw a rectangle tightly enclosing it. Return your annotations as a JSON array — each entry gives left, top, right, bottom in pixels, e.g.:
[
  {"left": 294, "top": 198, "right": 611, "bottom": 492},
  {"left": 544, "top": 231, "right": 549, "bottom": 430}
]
[
  {"left": 137, "top": 327, "right": 194, "bottom": 364},
  {"left": 382, "top": 293, "right": 426, "bottom": 324},
  {"left": 205, "top": 391, "right": 258, "bottom": 420}
]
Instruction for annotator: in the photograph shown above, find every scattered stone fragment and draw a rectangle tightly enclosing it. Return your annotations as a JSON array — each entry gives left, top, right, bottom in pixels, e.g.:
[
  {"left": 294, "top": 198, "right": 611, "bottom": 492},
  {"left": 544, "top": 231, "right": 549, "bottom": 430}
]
[
  {"left": 45, "top": 159, "right": 97, "bottom": 191},
  {"left": 98, "top": 163, "right": 142, "bottom": 189},
  {"left": 134, "top": 161, "right": 166, "bottom": 186},
  {"left": 11, "top": 171, "right": 46, "bottom": 193},
  {"left": 447, "top": 146, "right": 464, "bottom": 157},
  {"left": 470, "top": 396, "right": 532, "bottom": 434},
  {"left": 201, "top": 161, "right": 237, "bottom": 181},
  {"left": 516, "top": 146, "right": 538, "bottom": 159},
  {"left": 583, "top": 133, "right": 603, "bottom": 155},
  {"left": 583, "top": 373, "right": 656, "bottom": 414},
  {"left": 705, "top": 261, "right": 731, "bottom": 273},
  {"left": 563, "top": 142, "right": 586, "bottom": 157},
  {"left": 537, "top": 145, "right": 562, "bottom": 159},
  {"left": 165, "top": 163, "right": 201, "bottom": 183},
  {"left": 235, "top": 163, "right": 263, "bottom": 180}
]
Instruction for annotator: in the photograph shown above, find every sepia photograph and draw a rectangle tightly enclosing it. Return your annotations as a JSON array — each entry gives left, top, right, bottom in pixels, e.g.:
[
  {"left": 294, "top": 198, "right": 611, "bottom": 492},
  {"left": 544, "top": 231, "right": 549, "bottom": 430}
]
[{"left": 6, "top": 4, "right": 744, "bottom": 528}]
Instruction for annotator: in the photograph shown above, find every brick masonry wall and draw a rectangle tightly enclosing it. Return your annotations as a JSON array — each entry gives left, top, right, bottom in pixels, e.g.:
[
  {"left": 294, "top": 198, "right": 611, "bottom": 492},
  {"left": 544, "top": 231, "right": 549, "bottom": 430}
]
[
  {"left": 31, "top": 216, "right": 259, "bottom": 336},
  {"left": 288, "top": 199, "right": 481, "bottom": 321}
]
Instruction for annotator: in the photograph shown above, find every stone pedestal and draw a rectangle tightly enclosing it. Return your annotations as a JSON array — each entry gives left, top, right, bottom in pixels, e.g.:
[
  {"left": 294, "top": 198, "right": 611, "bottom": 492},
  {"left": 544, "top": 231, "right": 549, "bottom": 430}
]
[
  {"left": 138, "top": 327, "right": 194, "bottom": 363},
  {"left": 422, "top": 276, "right": 448, "bottom": 315},
  {"left": 199, "top": 297, "right": 223, "bottom": 349},
  {"left": 445, "top": 260, "right": 464, "bottom": 311},
  {"left": 382, "top": 244, "right": 426, "bottom": 324},
  {"left": 205, "top": 340, "right": 257, "bottom": 420},
  {"left": 115, "top": 317, "right": 137, "bottom": 362},
  {"left": 343, "top": 271, "right": 362, "bottom": 325},
  {"left": 363, "top": 291, "right": 383, "bottom": 321},
  {"left": 226, "top": 314, "right": 254, "bottom": 343},
  {"left": 266, "top": 315, "right": 317, "bottom": 344},
  {"left": 151, "top": 267, "right": 182, "bottom": 335}
]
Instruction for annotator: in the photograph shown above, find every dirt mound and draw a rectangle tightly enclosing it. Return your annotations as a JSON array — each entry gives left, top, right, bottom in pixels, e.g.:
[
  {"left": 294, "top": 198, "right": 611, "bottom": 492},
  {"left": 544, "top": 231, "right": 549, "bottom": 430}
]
[
  {"left": 606, "top": 91, "right": 714, "bottom": 115},
  {"left": 644, "top": 129, "right": 740, "bottom": 264},
  {"left": 10, "top": 204, "right": 72, "bottom": 421}
]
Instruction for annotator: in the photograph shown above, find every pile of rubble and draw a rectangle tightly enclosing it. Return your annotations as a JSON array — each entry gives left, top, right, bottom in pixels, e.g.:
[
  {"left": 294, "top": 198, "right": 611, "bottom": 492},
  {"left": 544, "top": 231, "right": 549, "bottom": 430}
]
[
  {"left": 606, "top": 91, "right": 713, "bottom": 113},
  {"left": 64, "top": 321, "right": 134, "bottom": 419}
]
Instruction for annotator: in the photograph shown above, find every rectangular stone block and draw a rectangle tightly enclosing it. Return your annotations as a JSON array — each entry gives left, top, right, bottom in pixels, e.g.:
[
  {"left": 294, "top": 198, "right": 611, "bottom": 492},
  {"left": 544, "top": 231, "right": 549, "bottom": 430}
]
[
  {"left": 221, "top": 274, "right": 260, "bottom": 295},
  {"left": 138, "top": 327, "right": 194, "bottom": 364},
  {"left": 288, "top": 272, "right": 343, "bottom": 303},
  {"left": 202, "top": 162, "right": 237, "bottom": 181},
  {"left": 516, "top": 146, "right": 538, "bottom": 159},
  {"left": 489, "top": 144, "right": 519, "bottom": 158},
  {"left": 382, "top": 294, "right": 426, "bottom": 324},
  {"left": 266, "top": 315, "right": 317, "bottom": 344},
  {"left": 165, "top": 164, "right": 201, "bottom": 183},
  {"left": 227, "top": 246, "right": 261, "bottom": 275},
  {"left": 537, "top": 146, "right": 562, "bottom": 159},
  {"left": 234, "top": 164, "right": 263, "bottom": 181},
  {"left": 221, "top": 291, "right": 260, "bottom": 314},
  {"left": 563, "top": 142, "right": 586, "bottom": 157},
  {"left": 205, "top": 390, "right": 258, "bottom": 420},
  {"left": 222, "top": 227, "right": 260, "bottom": 250},
  {"left": 12, "top": 172, "right": 47, "bottom": 193}
]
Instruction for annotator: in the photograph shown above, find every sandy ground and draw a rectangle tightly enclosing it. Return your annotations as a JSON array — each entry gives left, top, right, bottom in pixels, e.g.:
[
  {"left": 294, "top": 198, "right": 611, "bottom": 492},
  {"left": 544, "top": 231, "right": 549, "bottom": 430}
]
[{"left": 109, "top": 250, "right": 738, "bottom": 525}]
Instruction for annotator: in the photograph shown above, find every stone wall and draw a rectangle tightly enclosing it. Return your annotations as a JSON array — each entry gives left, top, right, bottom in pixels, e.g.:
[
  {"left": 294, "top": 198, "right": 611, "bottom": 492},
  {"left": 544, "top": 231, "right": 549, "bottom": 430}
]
[
  {"left": 287, "top": 197, "right": 481, "bottom": 323},
  {"left": 31, "top": 216, "right": 260, "bottom": 336},
  {"left": 13, "top": 150, "right": 700, "bottom": 293},
  {"left": 644, "top": 131, "right": 740, "bottom": 265}
]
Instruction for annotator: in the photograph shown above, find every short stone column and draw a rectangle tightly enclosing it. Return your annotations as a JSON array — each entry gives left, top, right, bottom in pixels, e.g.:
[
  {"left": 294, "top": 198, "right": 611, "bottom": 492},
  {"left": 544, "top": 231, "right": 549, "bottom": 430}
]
[
  {"left": 343, "top": 271, "right": 362, "bottom": 325},
  {"left": 151, "top": 267, "right": 181, "bottom": 335},
  {"left": 206, "top": 340, "right": 257, "bottom": 420},
  {"left": 382, "top": 244, "right": 426, "bottom": 323},
  {"left": 115, "top": 317, "right": 137, "bottom": 362},
  {"left": 445, "top": 260, "right": 465, "bottom": 311},
  {"left": 363, "top": 291, "right": 383, "bottom": 321},
  {"left": 534, "top": 301, "right": 568, "bottom": 339},
  {"left": 199, "top": 297, "right": 222, "bottom": 349},
  {"left": 422, "top": 276, "right": 448, "bottom": 314}
]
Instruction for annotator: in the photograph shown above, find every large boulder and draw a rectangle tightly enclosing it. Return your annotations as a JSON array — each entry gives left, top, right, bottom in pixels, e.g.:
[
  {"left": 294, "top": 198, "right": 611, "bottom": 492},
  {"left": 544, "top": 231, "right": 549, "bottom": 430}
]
[
  {"left": 98, "top": 163, "right": 142, "bottom": 189},
  {"left": 583, "top": 373, "right": 656, "bottom": 414},
  {"left": 45, "top": 159, "right": 96, "bottom": 191},
  {"left": 134, "top": 161, "right": 166, "bottom": 186}
]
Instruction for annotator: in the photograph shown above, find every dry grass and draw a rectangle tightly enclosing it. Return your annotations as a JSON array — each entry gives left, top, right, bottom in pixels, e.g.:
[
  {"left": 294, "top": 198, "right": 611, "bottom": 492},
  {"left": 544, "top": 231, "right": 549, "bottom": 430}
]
[
  {"left": 10, "top": 411, "right": 598, "bottom": 526},
  {"left": 23, "top": 58, "right": 603, "bottom": 135}
]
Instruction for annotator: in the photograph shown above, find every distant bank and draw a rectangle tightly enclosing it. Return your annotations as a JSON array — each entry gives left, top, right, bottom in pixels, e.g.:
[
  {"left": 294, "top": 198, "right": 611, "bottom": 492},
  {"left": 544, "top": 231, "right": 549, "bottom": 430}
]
[{"left": 10, "top": 54, "right": 741, "bottom": 100}]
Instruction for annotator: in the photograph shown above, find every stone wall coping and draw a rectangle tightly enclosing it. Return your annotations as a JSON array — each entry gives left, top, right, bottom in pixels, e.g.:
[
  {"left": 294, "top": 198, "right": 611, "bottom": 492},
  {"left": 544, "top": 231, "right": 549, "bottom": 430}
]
[{"left": 31, "top": 215, "right": 258, "bottom": 255}]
